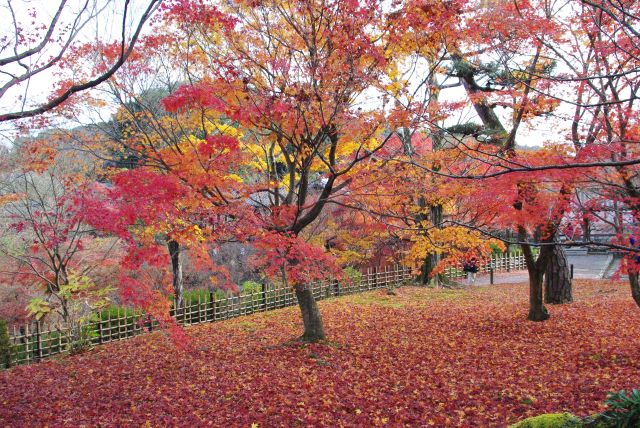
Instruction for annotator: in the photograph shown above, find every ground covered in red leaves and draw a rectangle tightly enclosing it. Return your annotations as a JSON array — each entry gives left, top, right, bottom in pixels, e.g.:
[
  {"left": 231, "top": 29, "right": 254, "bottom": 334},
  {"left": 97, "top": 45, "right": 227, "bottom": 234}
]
[{"left": 2, "top": 280, "right": 639, "bottom": 427}]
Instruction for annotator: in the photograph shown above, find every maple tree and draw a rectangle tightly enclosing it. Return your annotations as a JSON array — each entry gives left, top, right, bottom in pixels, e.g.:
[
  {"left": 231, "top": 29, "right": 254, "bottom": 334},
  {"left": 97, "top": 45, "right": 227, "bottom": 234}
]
[
  {"left": 0, "top": 138, "right": 121, "bottom": 332},
  {"left": 106, "top": 94, "right": 192, "bottom": 311},
  {"left": 403, "top": 135, "right": 584, "bottom": 320},
  {"left": 57, "top": 30, "right": 251, "bottom": 314},
  {"left": 166, "top": 0, "right": 394, "bottom": 341},
  {"left": 66, "top": 0, "right": 430, "bottom": 342},
  {"left": 526, "top": 0, "right": 640, "bottom": 307},
  {"left": 436, "top": 0, "right": 576, "bottom": 304},
  {"left": 78, "top": 149, "right": 248, "bottom": 330}
]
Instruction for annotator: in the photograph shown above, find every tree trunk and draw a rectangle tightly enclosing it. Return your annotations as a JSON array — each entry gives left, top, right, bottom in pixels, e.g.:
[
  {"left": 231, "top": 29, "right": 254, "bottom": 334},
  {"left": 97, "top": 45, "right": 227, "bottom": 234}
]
[
  {"left": 520, "top": 232, "right": 551, "bottom": 322},
  {"left": 419, "top": 204, "right": 443, "bottom": 286},
  {"left": 415, "top": 195, "right": 431, "bottom": 285},
  {"left": 582, "top": 217, "right": 591, "bottom": 242},
  {"left": 629, "top": 271, "right": 640, "bottom": 308},
  {"left": 430, "top": 204, "right": 443, "bottom": 286},
  {"left": 544, "top": 244, "right": 572, "bottom": 304},
  {"left": 419, "top": 254, "right": 431, "bottom": 284},
  {"left": 168, "top": 240, "right": 184, "bottom": 310},
  {"left": 527, "top": 267, "right": 549, "bottom": 321},
  {"left": 420, "top": 253, "right": 437, "bottom": 285},
  {"left": 456, "top": 57, "right": 509, "bottom": 146},
  {"left": 295, "top": 285, "right": 325, "bottom": 342}
]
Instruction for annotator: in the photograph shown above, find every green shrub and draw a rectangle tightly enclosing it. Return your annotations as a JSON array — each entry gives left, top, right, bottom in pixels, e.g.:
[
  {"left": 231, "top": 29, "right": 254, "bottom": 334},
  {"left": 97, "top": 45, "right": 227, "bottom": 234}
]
[
  {"left": 182, "top": 289, "right": 217, "bottom": 322},
  {"left": 186, "top": 288, "right": 234, "bottom": 321},
  {"left": 489, "top": 243, "right": 504, "bottom": 255},
  {"left": 241, "top": 281, "right": 263, "bottom": 311},
  {"left": 93, "top": 306, "right": 139, "bottom": 339},
  {"left": 509, "top": 413, "right": 581, "bottom": 428},
  {"left": 183, "top": 289, "right": 213, "bottom": 305},
  {"left": 5, "top": 326, "right": 74, "bottom": 364},
  {"left": 242, "top": 281, "right": 262, "bottom": 294},
  {"left": 602, "top": 389, "right": 640, "bottom": 427},
  {"left": 98, "top": 306, "right": 138, "bottom": 320},
  {"left": 515, "top": 245, "right": 538, "bottom": 257},
  {"left": 51, "top": 330, "right": 67, "bottom": 354},
  {"left": 0, "top": 319, "right": 11, "bottom": 368},
  {"left": 68, "top": 323, "right": 97, "bottom": 355},
  {"left": 342, "top": 266, "right": 363, "bottom": 288},
  {"left": 212, "top": 289, "right": 228, "bottom": 300},
  {"left": 241, "top": 280, "right": 288, "bottom": 310}
]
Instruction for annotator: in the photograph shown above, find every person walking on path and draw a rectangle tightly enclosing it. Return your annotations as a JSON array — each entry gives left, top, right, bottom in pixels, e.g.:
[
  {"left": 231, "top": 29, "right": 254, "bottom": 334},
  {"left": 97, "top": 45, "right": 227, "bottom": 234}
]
[{"left": 463, "top": 254, "right": 480, "bottom": 285}]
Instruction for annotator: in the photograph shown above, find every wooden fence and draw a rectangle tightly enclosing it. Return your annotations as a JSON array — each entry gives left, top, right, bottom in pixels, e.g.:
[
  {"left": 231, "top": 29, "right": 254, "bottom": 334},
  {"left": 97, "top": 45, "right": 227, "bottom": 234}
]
[
  {"left": 5, "top": 252, "right": 526, "bottom": 367},
  {"left": 443, "top": 251, "right": 526, "bottom": 278}
]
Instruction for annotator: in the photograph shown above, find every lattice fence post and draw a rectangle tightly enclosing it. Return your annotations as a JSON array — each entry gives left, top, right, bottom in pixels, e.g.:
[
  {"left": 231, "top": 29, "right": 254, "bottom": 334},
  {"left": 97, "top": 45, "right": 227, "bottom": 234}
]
[
  {"left": 24, "top": 324, "right": 30, "bottom": 364},
  {"left": 35, "top": 321, "right": 43, "bottom": 361}
]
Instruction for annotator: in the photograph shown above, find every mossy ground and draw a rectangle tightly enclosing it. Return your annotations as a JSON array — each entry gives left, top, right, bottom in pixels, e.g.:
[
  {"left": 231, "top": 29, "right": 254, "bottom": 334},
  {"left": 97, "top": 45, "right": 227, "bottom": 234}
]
[{"left": 510, "top": 413, "right": 582, "bottom": 428}]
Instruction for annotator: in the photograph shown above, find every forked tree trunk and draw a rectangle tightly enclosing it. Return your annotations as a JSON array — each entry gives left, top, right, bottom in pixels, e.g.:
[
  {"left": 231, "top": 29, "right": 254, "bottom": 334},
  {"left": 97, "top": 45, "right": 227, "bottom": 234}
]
[
  {"left": 520, "top": 230, "right": 551, "bottom": 322},
  {"left": 544, "top": 244, "right": 572, "bottom": 304},
  {"left": 527, "top": 266, "right": 549, "bottom": 321},
  {"left": 629, "top": 271, "right": 640, "bottom": 308},
  {"left": 168, "top": 240, "right": 184, "bottom": 310},
  {"left": 295, "top": 285, "right": 325, "bottom": 342}
]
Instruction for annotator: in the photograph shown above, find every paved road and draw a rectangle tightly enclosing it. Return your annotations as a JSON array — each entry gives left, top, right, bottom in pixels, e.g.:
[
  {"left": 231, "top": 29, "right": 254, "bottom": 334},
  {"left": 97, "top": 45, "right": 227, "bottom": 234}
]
[
  {"left": 473, "top": 253, "right": 615, "bottom": 285},
  {"left": 567, "top": 254, "right": 613, "bottom": 279}
]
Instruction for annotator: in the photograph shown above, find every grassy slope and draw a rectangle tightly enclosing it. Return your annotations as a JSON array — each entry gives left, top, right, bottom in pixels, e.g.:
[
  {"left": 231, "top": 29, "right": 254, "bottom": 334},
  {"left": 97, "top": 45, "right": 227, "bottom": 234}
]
[{"left": 1, "top": 280, "right": 639, "bottom": 427}]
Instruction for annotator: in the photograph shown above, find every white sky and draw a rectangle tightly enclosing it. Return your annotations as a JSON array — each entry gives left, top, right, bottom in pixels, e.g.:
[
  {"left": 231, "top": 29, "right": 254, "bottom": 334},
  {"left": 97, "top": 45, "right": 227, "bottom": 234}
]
[
  {"left": 0, "top": 0, "right": 593, "bottom": 149},
  {"left": 0, "top": 0, "right": 156, "bottom": 144}
]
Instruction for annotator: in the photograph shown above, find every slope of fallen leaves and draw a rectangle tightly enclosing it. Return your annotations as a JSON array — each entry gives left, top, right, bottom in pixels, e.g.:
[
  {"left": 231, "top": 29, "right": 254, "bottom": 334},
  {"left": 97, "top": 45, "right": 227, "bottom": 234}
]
[{"left": 2, "top": 280, "right": 639, "bottom": 427}]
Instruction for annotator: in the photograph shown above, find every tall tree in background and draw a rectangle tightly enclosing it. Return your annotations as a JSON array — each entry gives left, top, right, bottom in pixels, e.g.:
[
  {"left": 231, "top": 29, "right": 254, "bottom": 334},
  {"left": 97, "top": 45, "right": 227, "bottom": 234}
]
[
  {"left": 454, "top": 0, "right": 574, "bottom": 303},
  {"left": 371, "top": 0, "right": 470, "bottom": 285},
  {"left": 481, "top": 0, "right": 640, "bottom": 307},
  {"left": 58, "top": 30, "right": 226, "bottom": 311}
]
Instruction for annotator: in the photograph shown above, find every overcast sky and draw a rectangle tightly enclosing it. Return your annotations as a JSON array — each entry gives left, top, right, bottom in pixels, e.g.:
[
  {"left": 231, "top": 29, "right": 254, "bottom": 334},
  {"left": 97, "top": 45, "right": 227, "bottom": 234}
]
[{"left": 0, "top": 0, "right": 575, "bottom": 148}]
